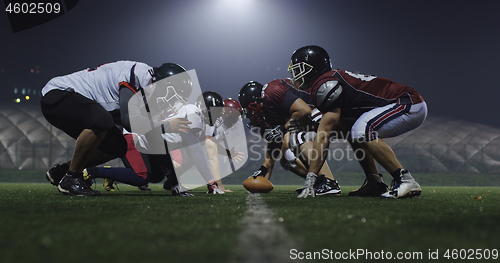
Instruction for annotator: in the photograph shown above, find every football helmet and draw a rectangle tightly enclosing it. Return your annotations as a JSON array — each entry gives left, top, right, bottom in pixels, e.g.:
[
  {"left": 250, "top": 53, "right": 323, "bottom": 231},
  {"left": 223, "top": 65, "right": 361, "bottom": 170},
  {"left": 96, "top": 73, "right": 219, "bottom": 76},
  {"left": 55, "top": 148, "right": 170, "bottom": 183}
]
[
  {"left": 223, "top": 98, "right": 243, "bottom": 128},
  {"left": 288, "top": 45, "right": 332, "bottom": 90},
  {"left": 238, "top": 81, "right": 265, "bottom": 127},
  {"left": 152, "top": 63, "right": 192, "bottom": 114},
  {"left": 195, "top": 91, "right": 224, "bottom": 126}
]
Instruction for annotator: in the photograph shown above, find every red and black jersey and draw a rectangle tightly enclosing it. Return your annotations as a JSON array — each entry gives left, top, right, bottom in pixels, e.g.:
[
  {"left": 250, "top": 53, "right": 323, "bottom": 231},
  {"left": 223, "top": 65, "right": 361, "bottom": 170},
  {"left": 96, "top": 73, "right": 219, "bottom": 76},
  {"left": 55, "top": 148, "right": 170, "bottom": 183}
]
[
  {"left": 261, "top": 78, "right": 313, "bottom": 127},
  {"left": 308, "top": 70, "right": 424, "bottom": 113}
]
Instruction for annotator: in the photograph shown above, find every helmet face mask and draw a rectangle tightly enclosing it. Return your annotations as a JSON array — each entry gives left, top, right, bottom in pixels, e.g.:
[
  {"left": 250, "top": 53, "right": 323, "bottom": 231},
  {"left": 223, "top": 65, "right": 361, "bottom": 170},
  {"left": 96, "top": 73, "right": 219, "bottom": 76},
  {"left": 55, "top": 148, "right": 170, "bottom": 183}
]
[
  {"left": 288, "top": 45, "right": 332, "bottom": 90},
  {"left": 152, "top": 66, "right": 192, "bottom": 116},
  {"left": 156, "top": 85, "right": 188, "bottom": 115},
  {"left": 245, "top": 102, "right": 264, "bottom": 127},
  {"left": 238, "top": 81, "right": 266, "bottom": 128},
  {"left": 288, "top": 61, "right": 313, "bottom": 90}
]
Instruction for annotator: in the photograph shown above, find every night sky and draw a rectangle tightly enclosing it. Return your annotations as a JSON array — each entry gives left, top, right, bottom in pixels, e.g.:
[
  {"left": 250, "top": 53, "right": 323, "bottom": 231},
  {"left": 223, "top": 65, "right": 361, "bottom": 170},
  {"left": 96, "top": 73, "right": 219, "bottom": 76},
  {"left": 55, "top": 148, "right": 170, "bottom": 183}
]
[{"left": 1, "top": 0, "right": 499, "bottom": 127}]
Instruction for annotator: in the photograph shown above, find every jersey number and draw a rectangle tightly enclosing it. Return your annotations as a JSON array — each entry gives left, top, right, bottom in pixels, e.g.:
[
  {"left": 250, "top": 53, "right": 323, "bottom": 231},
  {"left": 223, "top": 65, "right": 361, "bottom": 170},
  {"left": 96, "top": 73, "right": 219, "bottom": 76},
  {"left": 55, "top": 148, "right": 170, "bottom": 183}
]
[{"left": 345, "top": 70, "right": 377, "bottom": 81}]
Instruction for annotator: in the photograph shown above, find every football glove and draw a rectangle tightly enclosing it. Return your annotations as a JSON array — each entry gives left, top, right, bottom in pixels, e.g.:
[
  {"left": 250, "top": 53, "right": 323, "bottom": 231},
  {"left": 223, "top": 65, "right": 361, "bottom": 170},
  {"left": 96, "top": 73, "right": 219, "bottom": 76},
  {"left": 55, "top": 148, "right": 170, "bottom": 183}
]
[
  {"left": 263, "top": 125, "right": 286, "bottom": 142},
  {"left": 249, "top": 166, "right": 269, "bottom": 179},
  {"left": 288, "top": 115, "right": 319, "bottom": 133},
  {"left": 297, "top": 172, "right": 317, "bottom": 198}
]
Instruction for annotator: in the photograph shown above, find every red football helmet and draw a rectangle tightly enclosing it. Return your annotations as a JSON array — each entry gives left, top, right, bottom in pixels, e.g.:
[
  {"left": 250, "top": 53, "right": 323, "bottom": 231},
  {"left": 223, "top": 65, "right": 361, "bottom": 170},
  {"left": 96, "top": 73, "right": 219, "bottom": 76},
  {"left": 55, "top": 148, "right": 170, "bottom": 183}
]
[{"left": 223, "top": 98, "right": 243, "bottom": 128}]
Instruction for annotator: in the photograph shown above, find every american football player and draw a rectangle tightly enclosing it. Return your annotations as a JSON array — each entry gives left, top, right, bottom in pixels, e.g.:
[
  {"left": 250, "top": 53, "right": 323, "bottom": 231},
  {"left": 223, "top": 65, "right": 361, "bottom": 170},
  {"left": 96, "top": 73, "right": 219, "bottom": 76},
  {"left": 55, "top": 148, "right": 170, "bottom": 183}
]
[
  {"left": 238, "top": 80, "right": 341, "bottom": 196},
  {"left": 196, "top": 93, "right": 246, "bottom": 192},
  {"left": 42, "top": 61, "right": 191, "bottom": 196},
  {"left": 289, "top": 45, "right": 427, "bottom": 199}
]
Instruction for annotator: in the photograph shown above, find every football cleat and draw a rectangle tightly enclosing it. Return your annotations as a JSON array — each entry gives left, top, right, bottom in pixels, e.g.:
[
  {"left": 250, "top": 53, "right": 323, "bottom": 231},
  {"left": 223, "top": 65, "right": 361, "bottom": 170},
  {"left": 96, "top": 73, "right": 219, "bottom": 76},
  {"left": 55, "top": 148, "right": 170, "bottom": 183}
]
[
  {"left": 349, "top": 174, "right": 388, "bottom": 197},
  {"left": 315, "top": 175, "right": 341, "bottom": 195},
  {"left": 46, "top": 164, "right": 67, "bottom": 186},
  {"left": 207, "top": 180, "right": 225, "bottom": 194},
  {"left": 138, "top": 184, "right": 151, "bottom": 191},
  {"left": 295, "top": 175, "right": 341, "bottom": 195},
  {"left": 171, "top": 184, "right": 194, "bottom": 197},
  {"left": 58, "top": 174, "right": 101, "bottom": 196},
  {"left": 103, "top": 178, "right": 116, "bottom": 192},
  {"left": 82, "top": 168, "right": 95, "bottom": 187},
  {"left": 380, "top": 170, "right": 421, "bottom": 199}
]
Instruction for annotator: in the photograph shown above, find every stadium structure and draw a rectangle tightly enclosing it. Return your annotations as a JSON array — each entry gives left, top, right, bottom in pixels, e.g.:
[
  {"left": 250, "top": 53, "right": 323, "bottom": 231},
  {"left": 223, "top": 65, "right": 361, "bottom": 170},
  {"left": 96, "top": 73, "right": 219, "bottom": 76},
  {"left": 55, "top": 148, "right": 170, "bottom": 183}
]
[{"left": 0, "top": 104, "right": 499, "bottom": 173}]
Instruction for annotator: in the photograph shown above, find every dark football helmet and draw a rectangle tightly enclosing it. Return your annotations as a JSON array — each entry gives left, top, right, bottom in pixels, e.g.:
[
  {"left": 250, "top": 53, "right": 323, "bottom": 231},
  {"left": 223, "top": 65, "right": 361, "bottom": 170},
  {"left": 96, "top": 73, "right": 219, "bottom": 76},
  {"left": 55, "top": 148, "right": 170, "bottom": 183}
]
[
  {"left": 152, "top": 63, "right": 192, "bottom": 114},
  {"left": 223, "top": 98, "right": 243, "bottom": 128},
  {"left": 288, "top": 45, "right": 332, "bottom": 90},
  {"left": 195, "top": 91, "right": 224, "bottom": 126},
  {"left": 238, "top": 81, "right": 265, "bottom": 127}
]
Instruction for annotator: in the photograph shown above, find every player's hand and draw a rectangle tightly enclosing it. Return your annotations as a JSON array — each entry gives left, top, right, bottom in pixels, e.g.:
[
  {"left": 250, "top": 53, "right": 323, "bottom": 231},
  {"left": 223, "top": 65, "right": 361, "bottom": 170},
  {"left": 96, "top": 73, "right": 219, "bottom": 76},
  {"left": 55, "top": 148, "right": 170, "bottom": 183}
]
[
  {"left": 167, "top": 118, "right": 192, "bottom": 133},
  {"left": 288, "top": 115, "right": 318, "bottom": 132},
  {"left": 297, "top": 172, "right": 317, "bottom": 198},
  {"left": 263, "top": 126, "right": 283, "bottom": 141},
  {"left": 227, "top": 147, "right": 245, "bottom": 162},
  {"left": 248, "top": 166, "right": 269, "bottom": 179}
]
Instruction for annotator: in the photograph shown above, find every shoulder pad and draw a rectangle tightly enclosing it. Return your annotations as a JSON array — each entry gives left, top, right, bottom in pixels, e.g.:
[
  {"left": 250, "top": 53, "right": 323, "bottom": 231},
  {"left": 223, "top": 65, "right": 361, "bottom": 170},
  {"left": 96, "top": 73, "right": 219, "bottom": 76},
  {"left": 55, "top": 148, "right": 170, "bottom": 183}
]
[{"left": 316, "top": 80, "right": 342, "bottom": 111}]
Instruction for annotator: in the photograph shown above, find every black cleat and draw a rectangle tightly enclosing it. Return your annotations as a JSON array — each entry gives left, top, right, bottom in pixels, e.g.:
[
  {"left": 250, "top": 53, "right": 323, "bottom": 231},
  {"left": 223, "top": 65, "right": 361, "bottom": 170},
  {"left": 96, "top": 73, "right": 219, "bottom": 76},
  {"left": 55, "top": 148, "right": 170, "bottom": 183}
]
[
  {"left": 314, "top": 175, "right": 341, "bottom": 195},
  {"left": 46, "top": 164, "right": 67, "bottom": 186},
  {"left": 57, "top": 175, "right": 101, "bottom": 196},
  {"left": 349, "top": 174, "right": 388, "bottom": 197},
  {"left": 295, "top": 175, "right": 341, "bottom": 196},
  {"left": 138, "top": 184, "right": 151, "bottom": 191}
]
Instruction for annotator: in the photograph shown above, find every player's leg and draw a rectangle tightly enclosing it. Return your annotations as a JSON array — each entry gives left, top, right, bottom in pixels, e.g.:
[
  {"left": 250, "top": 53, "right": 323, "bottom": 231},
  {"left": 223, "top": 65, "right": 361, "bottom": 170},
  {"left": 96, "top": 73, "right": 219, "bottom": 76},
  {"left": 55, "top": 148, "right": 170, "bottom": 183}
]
[
  {"left": 289, "top": 132, "right": 341, "bottom": 195},
  {"left": 351, "top": 102, "right": 427, "bottom": 198},
  {"left": 41, "top": 91, "right": 125, "bottom": 196},
  {"left": 347, "top": 141, "right": 388, "bottom": 196}
]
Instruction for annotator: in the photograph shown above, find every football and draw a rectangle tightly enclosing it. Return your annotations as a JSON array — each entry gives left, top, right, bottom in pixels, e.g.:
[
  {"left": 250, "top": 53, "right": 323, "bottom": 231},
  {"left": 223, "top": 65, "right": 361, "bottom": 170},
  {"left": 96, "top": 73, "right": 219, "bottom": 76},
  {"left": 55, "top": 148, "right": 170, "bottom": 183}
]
[{"left": 243, "top": 176, "right": 274, "bottom": 193}]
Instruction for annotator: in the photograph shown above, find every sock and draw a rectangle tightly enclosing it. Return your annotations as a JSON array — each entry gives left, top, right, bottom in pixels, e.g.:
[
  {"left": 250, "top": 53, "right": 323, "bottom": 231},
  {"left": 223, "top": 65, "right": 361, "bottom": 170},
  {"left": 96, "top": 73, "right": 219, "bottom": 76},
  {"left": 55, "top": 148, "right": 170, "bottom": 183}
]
[
  {"left": 86, "top": 167, "right": 148, "bottom": 187},
  {"left": 366, "top": 173, "right": 383, "bottom": 183},
  {"left": 67, "top": 170, "right": 83, "bottom": 178},
  {"left": 60, "top": 163, "right": 69, "bottom": 172},
  {"left": 390, "top": 168, "right": 403, "bottom": 179}
]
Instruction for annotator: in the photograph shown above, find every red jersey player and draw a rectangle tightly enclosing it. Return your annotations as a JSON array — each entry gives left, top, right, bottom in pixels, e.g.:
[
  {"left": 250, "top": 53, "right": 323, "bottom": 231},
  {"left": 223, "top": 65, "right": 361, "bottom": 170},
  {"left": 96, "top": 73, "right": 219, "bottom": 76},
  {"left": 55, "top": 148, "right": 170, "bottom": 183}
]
[{"left": 289, "top": 45, "right": 427, "bottom": 199}]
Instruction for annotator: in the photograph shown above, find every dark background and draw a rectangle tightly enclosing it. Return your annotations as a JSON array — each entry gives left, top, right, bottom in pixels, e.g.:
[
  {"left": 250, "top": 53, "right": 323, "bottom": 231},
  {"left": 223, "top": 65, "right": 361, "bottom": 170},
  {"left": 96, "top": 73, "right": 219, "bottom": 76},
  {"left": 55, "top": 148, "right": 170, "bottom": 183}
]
[{"left": 1, "top": 0, "right": 499, "bottom": 127}]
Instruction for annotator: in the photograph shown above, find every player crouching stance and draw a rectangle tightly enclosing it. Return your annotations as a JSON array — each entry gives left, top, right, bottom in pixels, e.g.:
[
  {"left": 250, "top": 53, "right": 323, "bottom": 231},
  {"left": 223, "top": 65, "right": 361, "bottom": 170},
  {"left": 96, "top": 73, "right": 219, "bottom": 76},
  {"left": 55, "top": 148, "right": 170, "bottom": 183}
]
[
  {"left": 289, "top": 45, "right": 426, "bottom": 199},
  {"left": 238, "top": 81, "right": 341, "bottom": 196}
]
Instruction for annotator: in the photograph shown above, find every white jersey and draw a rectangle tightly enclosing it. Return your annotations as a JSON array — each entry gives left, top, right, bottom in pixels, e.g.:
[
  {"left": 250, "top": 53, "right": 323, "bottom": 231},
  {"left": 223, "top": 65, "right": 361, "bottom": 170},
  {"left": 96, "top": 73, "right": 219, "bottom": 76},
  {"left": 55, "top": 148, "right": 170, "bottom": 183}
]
[
  {"left": 162, "top": 103, "right": 205, "bottom": 144},
  {"left": 204, "top": 116, "right": 227, "bottom": 142},
  {"left": 41, "top": 61, "right": 154, "bottom": 111}
]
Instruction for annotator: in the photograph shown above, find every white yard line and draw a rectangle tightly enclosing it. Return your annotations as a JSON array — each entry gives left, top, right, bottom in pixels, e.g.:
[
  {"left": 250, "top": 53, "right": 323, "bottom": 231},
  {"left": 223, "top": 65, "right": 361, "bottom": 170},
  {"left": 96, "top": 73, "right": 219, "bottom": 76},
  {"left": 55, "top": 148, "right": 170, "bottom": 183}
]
[{"left": 230, "top": 193, "right": 300, "bottom": 263}]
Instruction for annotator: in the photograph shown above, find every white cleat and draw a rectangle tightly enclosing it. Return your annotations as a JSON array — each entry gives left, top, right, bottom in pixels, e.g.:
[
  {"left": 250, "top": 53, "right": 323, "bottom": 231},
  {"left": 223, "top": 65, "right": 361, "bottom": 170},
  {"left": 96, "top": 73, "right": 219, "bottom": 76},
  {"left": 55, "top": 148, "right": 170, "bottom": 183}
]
[{"left": 380, "top": 170, "right": 421, "bottom": 199}]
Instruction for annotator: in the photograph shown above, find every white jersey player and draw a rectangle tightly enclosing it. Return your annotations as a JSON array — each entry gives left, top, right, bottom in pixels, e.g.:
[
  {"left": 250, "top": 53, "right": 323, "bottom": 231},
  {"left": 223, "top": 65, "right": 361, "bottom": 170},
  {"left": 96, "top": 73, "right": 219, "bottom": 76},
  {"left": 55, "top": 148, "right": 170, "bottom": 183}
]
[{"left": 42, "top": 61, "right": 154, "bottom": 111}]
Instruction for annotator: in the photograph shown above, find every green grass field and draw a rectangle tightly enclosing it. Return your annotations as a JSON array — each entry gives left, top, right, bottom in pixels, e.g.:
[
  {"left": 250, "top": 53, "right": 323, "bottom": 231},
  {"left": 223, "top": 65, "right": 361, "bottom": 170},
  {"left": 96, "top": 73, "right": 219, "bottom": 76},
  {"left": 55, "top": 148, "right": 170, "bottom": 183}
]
[{"left": 1, "top": 181, "right": 499, "bottom": 263}]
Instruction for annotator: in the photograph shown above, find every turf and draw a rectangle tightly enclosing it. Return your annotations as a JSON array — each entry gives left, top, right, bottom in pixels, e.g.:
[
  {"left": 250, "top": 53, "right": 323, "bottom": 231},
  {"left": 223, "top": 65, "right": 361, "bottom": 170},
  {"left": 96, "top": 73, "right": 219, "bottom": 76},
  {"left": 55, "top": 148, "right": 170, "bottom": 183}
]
[{"left": 0, "top": 183, "right": 499, "bottom": 263}]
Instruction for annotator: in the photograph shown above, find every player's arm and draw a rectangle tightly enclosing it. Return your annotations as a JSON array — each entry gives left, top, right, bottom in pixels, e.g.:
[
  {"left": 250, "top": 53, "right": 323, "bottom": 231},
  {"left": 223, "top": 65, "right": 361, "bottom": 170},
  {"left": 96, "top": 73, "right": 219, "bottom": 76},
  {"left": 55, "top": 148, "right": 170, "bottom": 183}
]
[
  {"left": 288, "top": 98, "right": 312, "bottom": 121},
  {"left": 297, "top": 108, "right": 340, "bottom": 198},
  {"left": 205, "top": 138, "right": 222, "bottom": 184},
  {"left": 180, "top": 130, "right": 214, "bottom": 183},
  {"left": 119, "top": 87, "right": 190, "bottom": 134},
  {"left": 308, "top": 108, "right": 340, "bottom": 175},
  {"left": 281, "top": 89, "right": 312, "bottom": 131}
]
